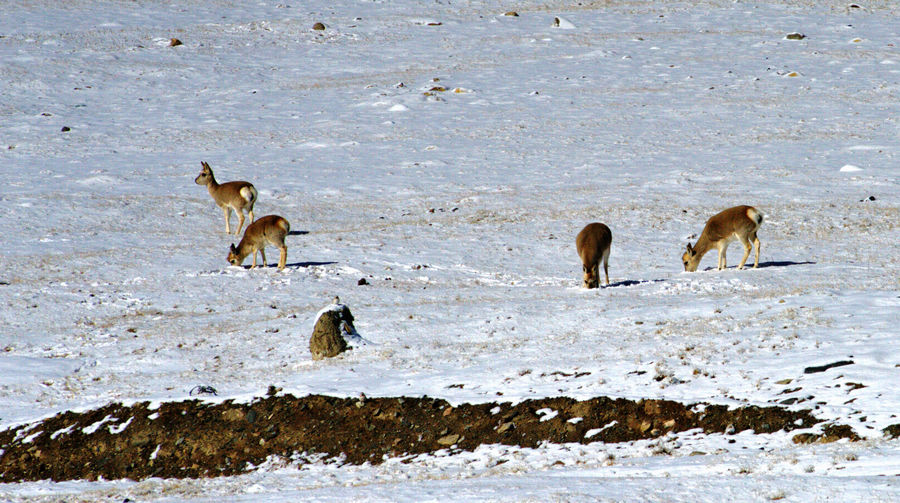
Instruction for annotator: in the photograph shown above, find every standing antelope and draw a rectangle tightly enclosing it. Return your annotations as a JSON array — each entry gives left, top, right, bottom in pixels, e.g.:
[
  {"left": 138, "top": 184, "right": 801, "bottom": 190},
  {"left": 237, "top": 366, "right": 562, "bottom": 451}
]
[
  {"left": 227, "top": 215, "right": 291, "bottom": 270},
  {"left": 576, "top": 222, "right": 612, "bottom": 288},
  {"left": 194, "top": 161, "right": 258, "bottom": 235},
  {"left": 682, "top": 205, "right": 763, "bottom": 272}
]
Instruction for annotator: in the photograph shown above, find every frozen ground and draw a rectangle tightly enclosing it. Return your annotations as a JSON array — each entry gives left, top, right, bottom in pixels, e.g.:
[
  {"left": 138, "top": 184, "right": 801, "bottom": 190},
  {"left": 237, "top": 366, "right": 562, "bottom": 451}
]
[{"left": 1, "top": 0, "right": 899, "bottom": 500}]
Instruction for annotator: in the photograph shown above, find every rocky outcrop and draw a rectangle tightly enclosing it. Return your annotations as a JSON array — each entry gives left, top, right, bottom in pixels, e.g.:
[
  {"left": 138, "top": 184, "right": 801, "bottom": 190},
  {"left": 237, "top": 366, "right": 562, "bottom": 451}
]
[{"left": 309, "top": 299, "right": 359, "bottom": 360}]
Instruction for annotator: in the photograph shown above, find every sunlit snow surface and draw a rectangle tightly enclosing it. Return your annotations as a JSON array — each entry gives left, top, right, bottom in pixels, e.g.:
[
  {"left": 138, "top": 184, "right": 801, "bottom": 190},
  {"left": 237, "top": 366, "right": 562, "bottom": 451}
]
[{"left": 1, "top": 0, "right": 899, "bottom": 500}]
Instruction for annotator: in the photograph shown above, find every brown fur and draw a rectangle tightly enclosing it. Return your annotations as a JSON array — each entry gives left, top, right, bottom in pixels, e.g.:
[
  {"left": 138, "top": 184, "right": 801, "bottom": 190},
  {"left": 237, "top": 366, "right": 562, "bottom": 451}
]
[
  {"left": 227, "top": 215, "right": 291, "bottom": 270},
  {"left": 194, "top": 161, "right": 258, "bottom": 235},
  {"left": 576, "top": 223, "right": 612, "bottom": 288},
  {"left": 682, "top": 205, "right": 763, "bottom": 272}
]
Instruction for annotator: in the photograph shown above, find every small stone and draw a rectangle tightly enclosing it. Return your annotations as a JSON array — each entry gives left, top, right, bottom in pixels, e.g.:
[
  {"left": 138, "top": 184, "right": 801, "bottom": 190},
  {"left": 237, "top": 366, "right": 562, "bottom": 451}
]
[
  {"left": 785, "top": 33, "right": 806, "bottom": 40},
  {"left": 312, "top": 22, "right": 326, "bottom": 31},
  {"left": 61, "top": 126, "right": 71, "bottom": 132},
  {"left": 497, "top": 422, "right": 515, "bottom": 433},
  {"left": 437, "top": 433, "right": 460, "bottom": 446},
  {"left": 504, "top": 11, "right": 519, "bottom": 17},
  {"left": 358, "top": 278, "right": 369, "bottom": 286},
  {"left": 169, "top": 38, "right": 183, "bottom": 47}
]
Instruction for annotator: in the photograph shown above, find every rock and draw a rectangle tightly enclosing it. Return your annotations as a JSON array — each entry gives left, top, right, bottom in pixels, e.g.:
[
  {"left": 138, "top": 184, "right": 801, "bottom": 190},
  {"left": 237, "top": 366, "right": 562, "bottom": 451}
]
[
  {"left": 883, "top": 424, "right": 900, "bottom": 439},
  {"left": 792, "top": 433, "right": 818, "bottom": 444},
  {"left": 792, "top": 424, "right": 860, "bottom": 444},
  {"left": 357, "top": 278, "right": 369, "bottom": 286},
  {"left": 504, "top": 11, "right": 519, "bottom": 17},
  {"left": 309, "top": 302, "right": 358, "bottom": 360},
  {"left": 169, "top": 38, "right": 183, "bottom": 47},
  {"left": 437, "top": 433, "right": 460, "bottom": 446},
  {"left": 785, "top": 33, "right": 806, "bottom": 40},
  {"left": 312, "top": 22, "right": 326, "bottom": 31}
]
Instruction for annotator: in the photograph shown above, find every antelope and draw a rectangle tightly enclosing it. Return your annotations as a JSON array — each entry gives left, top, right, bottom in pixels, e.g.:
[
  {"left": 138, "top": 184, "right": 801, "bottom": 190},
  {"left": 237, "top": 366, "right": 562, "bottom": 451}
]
[
  {"left": 227, "top": 215, "right": 291, "bottom": 270},
  {"left": 576, "top": 222, "right": 612, "bottom": 288},
  {"left": 194, "top": 161, "right": 258, "bottom": 235},
  {"left": 682, "top": 205, "right": 763, "bottom": 272}
]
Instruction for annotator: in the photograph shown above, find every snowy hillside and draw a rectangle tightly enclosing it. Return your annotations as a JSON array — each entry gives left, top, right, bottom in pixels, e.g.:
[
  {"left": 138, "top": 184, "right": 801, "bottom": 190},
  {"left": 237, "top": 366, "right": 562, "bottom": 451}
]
[{"left": 1, "top": 0, "right": 899, "bottom": 500}]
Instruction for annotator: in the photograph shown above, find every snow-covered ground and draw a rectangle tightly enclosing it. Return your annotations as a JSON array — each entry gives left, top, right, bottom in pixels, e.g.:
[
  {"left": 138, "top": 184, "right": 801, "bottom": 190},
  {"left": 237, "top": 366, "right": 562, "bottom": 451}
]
[{"left": 1, "top": 0, "right": 899, "bottom": 500}]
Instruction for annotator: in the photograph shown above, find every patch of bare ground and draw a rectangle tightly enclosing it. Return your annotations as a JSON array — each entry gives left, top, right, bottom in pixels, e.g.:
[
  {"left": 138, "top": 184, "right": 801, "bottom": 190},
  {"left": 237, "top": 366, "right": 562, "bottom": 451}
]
[{"left": 0, "top": 392, "right": 825, "bottom": 482}]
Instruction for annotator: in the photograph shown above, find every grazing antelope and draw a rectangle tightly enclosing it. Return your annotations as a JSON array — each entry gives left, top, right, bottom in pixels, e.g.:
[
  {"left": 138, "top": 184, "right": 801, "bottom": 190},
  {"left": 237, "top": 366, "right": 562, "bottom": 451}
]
[
  {"left": 576, "top": 222, "right": 612, "bottom": 288},
  {"left": 682, "top": 205, "right": 763, "bottom": 272},
  {"left": 227, "top": 215, "right": 291, "bottom": 270},
  {"left": 194, "top": 161, "right": 258, "bottom": 235}
]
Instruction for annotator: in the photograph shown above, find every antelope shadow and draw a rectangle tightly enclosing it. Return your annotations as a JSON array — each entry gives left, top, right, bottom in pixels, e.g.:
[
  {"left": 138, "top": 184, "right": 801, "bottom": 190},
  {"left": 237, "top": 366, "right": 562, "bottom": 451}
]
[
  {"left": 287, "top": 260, "right": 337, "bottom": 268},
  {"left": 700, "top": 260, "right": 816, "bottom": 272},
  {"left": 603, "top": 278, "right": 666, "bottom": 288},
  {"left": 756, "top": 260, "right": 816, "bottom": 269},
  {"left": 231, "top": 260, "right": 336, "bottom": 270}
]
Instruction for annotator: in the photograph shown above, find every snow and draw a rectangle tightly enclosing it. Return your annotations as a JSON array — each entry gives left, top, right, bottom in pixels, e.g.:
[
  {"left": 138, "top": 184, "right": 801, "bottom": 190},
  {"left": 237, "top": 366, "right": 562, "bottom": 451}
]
[{"left": 1, "top": 0, "right": 899, "bottom": 500}]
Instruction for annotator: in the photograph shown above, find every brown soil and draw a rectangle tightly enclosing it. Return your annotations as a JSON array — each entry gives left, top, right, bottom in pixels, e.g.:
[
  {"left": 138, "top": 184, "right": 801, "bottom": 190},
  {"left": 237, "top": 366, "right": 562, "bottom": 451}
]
[{"left": 0, "top": 392, "right": 821, "bottom": 483}]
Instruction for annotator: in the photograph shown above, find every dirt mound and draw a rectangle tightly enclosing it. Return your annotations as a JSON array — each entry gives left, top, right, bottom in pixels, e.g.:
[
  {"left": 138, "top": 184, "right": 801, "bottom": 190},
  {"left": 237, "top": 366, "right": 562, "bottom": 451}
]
[{"left": 0, "top": 393, "right": 820, "bottom": 483}]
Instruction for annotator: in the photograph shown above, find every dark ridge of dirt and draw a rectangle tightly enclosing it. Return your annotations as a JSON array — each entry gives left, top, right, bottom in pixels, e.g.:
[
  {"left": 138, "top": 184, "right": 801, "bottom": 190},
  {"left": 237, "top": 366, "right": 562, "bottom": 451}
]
[
  {"left": 0, "top": 393, "right": 821, "bottom": 483},
  {"left": 792, "top": 423, "right": 861, "bottom": 444}
]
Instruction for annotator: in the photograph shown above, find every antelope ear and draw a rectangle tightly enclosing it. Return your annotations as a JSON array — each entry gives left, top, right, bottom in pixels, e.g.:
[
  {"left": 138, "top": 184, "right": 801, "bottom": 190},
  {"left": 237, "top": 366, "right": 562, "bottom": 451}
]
[
  {"left": 686, "top": 243, "right": 693, "bottom": 253},
  {"left": 230, "top": 243, "right": 237, "bottom": 252}
]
